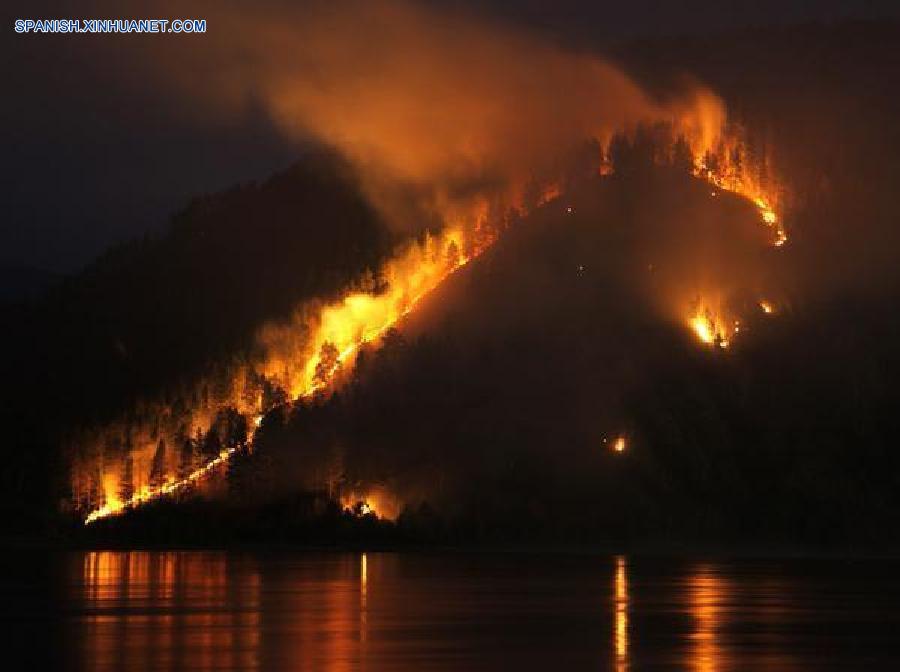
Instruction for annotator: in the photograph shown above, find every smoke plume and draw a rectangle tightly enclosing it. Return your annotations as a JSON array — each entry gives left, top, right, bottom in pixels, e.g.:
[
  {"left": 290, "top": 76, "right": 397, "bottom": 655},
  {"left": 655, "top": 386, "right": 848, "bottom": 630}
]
[{"left": 136, "top": 0, "right": 724, "bottom": 228}]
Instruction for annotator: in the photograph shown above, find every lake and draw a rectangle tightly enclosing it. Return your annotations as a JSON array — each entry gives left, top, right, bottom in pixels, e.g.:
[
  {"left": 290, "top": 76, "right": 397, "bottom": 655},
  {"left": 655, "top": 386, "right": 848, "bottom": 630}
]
[{"left": 9, "top": 550, "right": 900, "bottom": 670}]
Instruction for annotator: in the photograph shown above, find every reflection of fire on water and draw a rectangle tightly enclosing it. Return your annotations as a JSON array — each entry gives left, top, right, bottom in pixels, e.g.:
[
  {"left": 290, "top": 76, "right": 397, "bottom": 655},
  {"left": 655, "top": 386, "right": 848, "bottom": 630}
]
[
  {"left": 690, "top": 566, "right": 724, "bottom": 672},
  {"left": 360, "top": 552, "right": 368, "bottom": 644},
  {"left": 614, "top": 555, "right": 629, "bottom": 671},
  {"left": 81, "top": 551, "right": 261, "bottom": 670}
]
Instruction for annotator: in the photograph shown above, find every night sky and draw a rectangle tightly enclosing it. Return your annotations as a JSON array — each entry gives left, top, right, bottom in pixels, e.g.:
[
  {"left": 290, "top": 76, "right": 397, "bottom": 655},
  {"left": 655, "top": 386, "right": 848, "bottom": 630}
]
[{"left": 3, "top": 0, "right": 898, "bottom": 273}]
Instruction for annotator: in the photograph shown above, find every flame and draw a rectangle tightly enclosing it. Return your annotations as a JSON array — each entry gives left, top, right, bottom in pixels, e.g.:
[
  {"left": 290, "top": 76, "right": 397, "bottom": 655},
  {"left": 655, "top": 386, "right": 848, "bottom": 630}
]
[
  {"left": 692, "top": 143, "right": 787, "bottom": 247},
  {"left": 613, "top": 436, "right": 627, "bottom": 453},
  {"left": 81, "top": 221, "right": 491, "bottom": 525},
  {"left": 340, "top": 485, "right": 400, "bottom": 521},
  {"left": 688, "top": 301, "right": 737, "bottom": 350},
  {"left": 537, "top": 182, "right": 562, "bottom": 206},
  {"left": 671, "top": 91, "right": 787, "bottom": 245},
  {"left": 84, "top": 447, "right": 237, "bottom": 525},
  {"left": 260, "top": 224, "right": 487, "bottom": 401},
  {"left": 677, "top": 121, "right": 786, "bottom": 347}
]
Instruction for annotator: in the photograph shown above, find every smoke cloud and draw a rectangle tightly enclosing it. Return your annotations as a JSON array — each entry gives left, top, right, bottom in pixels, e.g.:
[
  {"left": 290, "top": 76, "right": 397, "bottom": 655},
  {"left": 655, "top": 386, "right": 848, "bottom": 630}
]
[{"left": 133, "top": 0, "right": 724, "bottom": 228}]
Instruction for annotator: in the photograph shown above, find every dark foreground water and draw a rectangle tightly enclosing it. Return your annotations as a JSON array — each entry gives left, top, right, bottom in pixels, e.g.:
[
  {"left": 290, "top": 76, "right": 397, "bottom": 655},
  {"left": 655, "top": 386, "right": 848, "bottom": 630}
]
[{"left": 8, "top": 551, "right": 900, "bottom": 670}]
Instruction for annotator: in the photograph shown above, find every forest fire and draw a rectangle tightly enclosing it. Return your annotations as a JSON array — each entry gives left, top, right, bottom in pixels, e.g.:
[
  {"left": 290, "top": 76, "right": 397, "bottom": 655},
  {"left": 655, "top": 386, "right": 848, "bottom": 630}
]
[
  {"left": 76, "top": 132, "right": 785, "bottom": 523},
  {"left": 693, "top": 147, "right": 787, "bottom": 246},
  {"left": 688, "top": 301, "right": 738, "bottom": 349},
  {"left": 267, "top": 224, "right": 489, "bottom": 401},
  {"left": 74, "top": 84, "right": 788, "bottom": 526},
  {"left": 341, "top": 486, "right": 400, "bottom": 521},
  {"left": 678, "top": 122, "right": 787, "bottom": 348},
  {"left": 83, "top": 447, "right": 238, "bottom": 525},
  {"left": 690, "top": 314, "right": 730, "bottom": 348},
  {"left": 80, "top": 222, "right": 491, "bottom": 525}
]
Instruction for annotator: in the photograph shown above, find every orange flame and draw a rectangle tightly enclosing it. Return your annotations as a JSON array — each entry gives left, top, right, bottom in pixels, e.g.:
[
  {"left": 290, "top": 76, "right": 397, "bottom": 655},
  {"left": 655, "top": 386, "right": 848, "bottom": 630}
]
[{"left": 81, "top": 221, "right": 491, "bottom": 524}]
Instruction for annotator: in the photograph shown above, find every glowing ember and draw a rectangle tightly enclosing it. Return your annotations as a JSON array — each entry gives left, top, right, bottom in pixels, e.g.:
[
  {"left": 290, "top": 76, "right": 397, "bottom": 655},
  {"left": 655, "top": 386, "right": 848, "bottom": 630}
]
[
  {"left": 613, "top": 436, "right": 627, "bottom": 453},
  {"left": 759, "top": 300, "right": 775, "bottom": 314}
]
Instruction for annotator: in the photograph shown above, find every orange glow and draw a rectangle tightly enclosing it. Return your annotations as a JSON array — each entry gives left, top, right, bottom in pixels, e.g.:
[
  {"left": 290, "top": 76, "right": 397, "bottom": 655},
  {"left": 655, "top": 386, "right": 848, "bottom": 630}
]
[
  {"left": 69, "top": 38, "right": 745, "bottom": 525},
  {"left": 690, "top": 567, "right": 726, "bottom": 672},
  {"left": 686, "top": 293, "right": 780, "bottom": 350},
  {"left": 613, "top": 555, "right": 629, "bottom": 671},
  {"left": 340, "top": 485, "right": 401, "bottom": 522},
  {"left": 260, "top": 224, "right": 487, "bottom": 402},
  {"left": 83, "top": 447, "right": 236, "bottom": 524},
  {"left": 80, "top": 552, "right": 260, "bottom": 670},
  {"left": 538, "top": 182, "right": 562, "bottom": 206},
  {"left": 360, "top": 552, "right": 368, "bottom": 643},
  {"left": 692, "top": 145, "right": 787, "bottom": 247},
  {"left": 81, "top": 222, "right": 488, "bottom": 525},
  {"left": 669, "top": 91, "right": 787, "bottom": 244},
  {"left": 688, "top": 301, "right": 736, "bottom": 350},
  {"left": 72, "top": 76, "right": 778, "bottom": 524}
]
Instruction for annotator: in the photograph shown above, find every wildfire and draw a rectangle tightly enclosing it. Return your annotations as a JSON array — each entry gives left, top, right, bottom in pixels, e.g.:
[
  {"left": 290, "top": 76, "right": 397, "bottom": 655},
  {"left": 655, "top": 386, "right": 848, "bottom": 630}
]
[
  {"left": 284, "top": 225, "right": 486, "bottom": 400},
  {"left": 80, "top": 222, "right": 491, "bottom": 525},
  {"left": 341, "top": 486, "right": 400, "bottom": 521},
  {"left": 77, "top": 103, "right": 790, "bottom": 525},
  {"left": 688, "top": 302, "right": 737, "bottom": 350},
  {"left": 679, "top": 122, "right": 787, "bottom": 348},
  {"left": 83, "top": 447, "right": 237, "bottom": 525},
  {"left": 693, "top": 152, "right": 787, "bottom": 247}
]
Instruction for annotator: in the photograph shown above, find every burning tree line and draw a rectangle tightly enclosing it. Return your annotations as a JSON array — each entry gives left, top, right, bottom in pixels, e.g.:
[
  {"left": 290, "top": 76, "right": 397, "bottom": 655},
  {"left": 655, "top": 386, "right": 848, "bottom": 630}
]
[
  {"left": 70, "top": 217, "right": 500, "bottom": 522},
  {"left": 607, "top": 119, "right": 786, "bottom": 242}
]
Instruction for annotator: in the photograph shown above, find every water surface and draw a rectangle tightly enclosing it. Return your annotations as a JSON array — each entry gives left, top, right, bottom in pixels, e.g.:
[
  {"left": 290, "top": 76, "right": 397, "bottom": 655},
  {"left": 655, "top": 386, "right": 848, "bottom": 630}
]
[{"left": 12, "top": 551, "right": 900, "bottom": 670}]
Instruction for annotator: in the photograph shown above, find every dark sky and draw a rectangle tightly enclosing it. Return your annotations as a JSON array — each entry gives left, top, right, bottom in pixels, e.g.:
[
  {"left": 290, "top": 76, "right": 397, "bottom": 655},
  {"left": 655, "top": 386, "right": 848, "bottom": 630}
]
[{"left": 2, "top": 0, "right": 898, "bottom": 273}]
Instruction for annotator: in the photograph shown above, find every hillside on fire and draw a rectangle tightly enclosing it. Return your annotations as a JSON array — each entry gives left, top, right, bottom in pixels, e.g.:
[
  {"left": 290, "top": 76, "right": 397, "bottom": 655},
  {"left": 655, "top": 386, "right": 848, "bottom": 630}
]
[
  {"left": 0, "top": 149, "right": 402, "bottom": 533},
  {"left": 5, "top": 19, "right": 900, "bottom": 550},
  {"left": 84, "top": 158, "right": 900, "bottom": 548}
]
